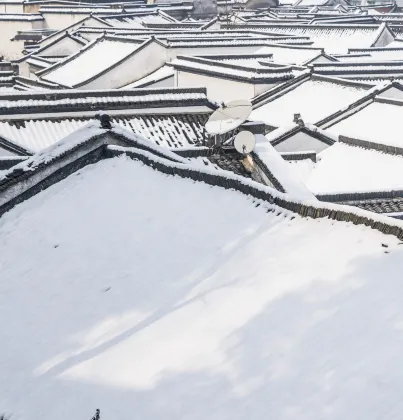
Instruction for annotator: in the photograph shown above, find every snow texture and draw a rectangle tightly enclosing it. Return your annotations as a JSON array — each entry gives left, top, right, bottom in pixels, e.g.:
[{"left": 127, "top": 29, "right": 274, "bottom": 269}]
[
  {"left": 252, "top": 25, "right": 393, "bottom": 54},
  {"left": 42, "top": 38, "right": 142, "bottom": 87},
  {"left": 250, "top": 79, "right": 370, "bottom": 127},
  {"left": 1, "top": 155, "right": 403, "bottom": 420},
  {"left": 293, "top": 142, "right": 403, "bottom": 194},
  {"left": 326, "top": 100, "right": 403, "bottom": 148},
  {"left": 256, "top": 45, "right": 324, "bottom": 64},
  {"left": 254, "top": 134, "right": 316, "bottom": 199}
]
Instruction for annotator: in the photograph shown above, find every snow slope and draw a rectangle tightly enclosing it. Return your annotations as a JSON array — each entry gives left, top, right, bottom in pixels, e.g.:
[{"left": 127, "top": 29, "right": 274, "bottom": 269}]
[{"left": 1, "top": 156, "right": 403, "bottom": 420}]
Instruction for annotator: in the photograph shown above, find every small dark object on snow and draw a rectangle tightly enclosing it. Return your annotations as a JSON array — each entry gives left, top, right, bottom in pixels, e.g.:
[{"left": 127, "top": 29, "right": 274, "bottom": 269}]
[
  {"left": 91, "top": 409, "right": 100, "bottom": 420},
  {"left": 97, "top": 113, "right": 112, "bottom": 130},
  {"left": 381, "top": 243, "right": 388, "bottom": 248}
]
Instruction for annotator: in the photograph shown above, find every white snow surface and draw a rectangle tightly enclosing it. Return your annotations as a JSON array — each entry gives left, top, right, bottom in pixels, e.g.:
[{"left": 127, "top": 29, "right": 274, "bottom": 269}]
[
  {"left": 292, "top": 142, "right": 403, "bottom": 194},
  {"left": 251, "top": 79, "right": 370, "bottom": 127},
  {"left": 1, "top": 155, "right": 403, "bottom": 420},
  {"left": 326, "top": 100, "right": 403, "bottom": 148},
  {"left": 42, "top": 39, "right": 142, "bottom": 87},
  {"left": 255, "top": 134, "right": 316, "bottom": 199},
  {"left": 256, "top": 45, "right": 324, "bottom": 64}
]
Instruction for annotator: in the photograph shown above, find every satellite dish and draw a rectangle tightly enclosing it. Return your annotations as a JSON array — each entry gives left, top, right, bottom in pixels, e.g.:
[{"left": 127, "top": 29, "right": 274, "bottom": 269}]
[
  {"left": 234, "top": 131, "right": 255, "bottom": 155},
  {"left": 205, "top": 99, "right": 252, "bottom": 136}
]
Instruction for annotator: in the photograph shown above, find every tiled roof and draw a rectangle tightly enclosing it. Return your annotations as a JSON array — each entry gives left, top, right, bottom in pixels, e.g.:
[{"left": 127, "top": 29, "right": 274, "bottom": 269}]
[
  {"left": 0, "top": 87, "right": 213, "bottom": 115},
  {"left": 352, "top": 198, "right": 403, "bottom": 214},
  {"left": 0, "top": 113, "right": 209, "bottom": 153},
  {"left": 325, "top": 97, "right": 403, "bottom": 148},
  {"left": 169, "top": 56, "right": 297, "bottom": 83},
  {"left": 311, "top": 61, "right": 403, "bottom": 79},
  {"left": 251, "top": 75, "right": 371, "bottom": 128},
  {"left": 223, "top": 23, "right": 393, "bottom": 53},
  {"left": 41, "top": 37, "right": 145, "bottom": 88}
]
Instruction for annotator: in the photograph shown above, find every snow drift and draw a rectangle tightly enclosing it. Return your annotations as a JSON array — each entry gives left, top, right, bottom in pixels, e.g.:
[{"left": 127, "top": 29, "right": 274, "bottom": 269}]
[{"left": 0, "top": 155, "right": 403, "bottom": 420}]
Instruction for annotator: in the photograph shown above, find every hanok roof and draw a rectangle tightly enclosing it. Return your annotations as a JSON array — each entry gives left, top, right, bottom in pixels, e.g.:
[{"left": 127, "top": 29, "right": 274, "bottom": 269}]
[
  {"left": 40, "top": 36, "right": 146, "bottom": 88},
  {"left": 294, "top": 141, "right": 403, "bottom": 195},
  {"left": 250, "top": 75, "right": 372, "bottom": 128},
  {"left": 0, "top": 13, "right": 44, "bottom": 21},
  {"left": 223, "top": 22, "right": 396, "bottom": 53},
  {"left": 325, "top": 96, "right": 403, "bottom": 149},
  {"left": 256, "top": 43, "right": 334, "bottom": 64},
  {"left": 169, "top": 55, "right": 298, "bottom": 84},
  {"left": 101, "top": 11, "right": 177, "bottom": 28},
  {"left": 0, "top": 87, "right": 214, "bottom": 152},
  {"left": 38, "top": 6, "right": 124, "bottom": 14},
  {"left": 122, "top": 65, "right": 174, "bottom": 88},
  {"left": 266, "top": 122, "right": 336, "bottom": 153},
  {"left": 0, "top": 87, "right": 213, "bottom": 116},
  {"left": 310, "top": 60, "right": 403, "bottom": 80},
  {"left": 195, "top": 53, "right": 275, "bottom": 69},
  {"left": 0, "top": 114, "right": 208, "bottom": 152},
  {"left": 348, "top": 47, "right": 403, "bottom": 61},
  {"left": 36, "top": 15, "right": 112, "bottom": 49}
]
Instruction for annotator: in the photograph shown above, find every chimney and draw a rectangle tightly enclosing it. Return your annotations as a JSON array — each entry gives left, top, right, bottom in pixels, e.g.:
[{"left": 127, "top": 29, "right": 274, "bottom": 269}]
[
  {"left": 97, "top": 114, "right": 112, "bottom": 130},
  {"left": 293, "top": 113, "right": 304, "bottom": 127}
]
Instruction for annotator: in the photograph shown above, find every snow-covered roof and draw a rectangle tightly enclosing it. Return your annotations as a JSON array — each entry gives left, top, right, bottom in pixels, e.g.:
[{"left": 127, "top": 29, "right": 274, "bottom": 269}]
[
  {"left": 0, "top": 113, "right": 209, "bottom": 153},
  {"left": 39, "top": 6, "right": 123, "bottom": 14},
  {"left": 101, "top": 11, "right": 176, "bottom": 28},
  {"left": 294, "top": 141, "right": 403, "bottom": 194},
  {"left": 169, "top": 56, "right": 297, "bottom": 83},
  {"left": 250, "top": 75, "right": 371, "bottom": 128},
  {"left": 41, "top": 37, "right": 145, "bottom": 88},
  {"left": 347, "top": 47, "right": 403, "bottom": 61},
  {"left": 0, "top": 13, "right": 44, "bottom": 20},
  {"left": 256, "top": 44, "right": 327, "bottom": 64},
  {"left": 196, "top": 53, "right": 275, "bottom": 69},
  {"left": 2, "top": 134, "right": 403, "bottom": 420},
  {"left": 326, "top": 97, "right": 403, "bottom": 148},
  {"left": 311, "top": 61, "right": 403, "bottom": 80},
  {"left": 122, "top": 65, "right": 174, "bottom": 88},
  {"left": 224, "top": 23, "right": 395, "bottom": 54},
  {"left": 0, "top": 87, "right": 213, "bottom": 115}
]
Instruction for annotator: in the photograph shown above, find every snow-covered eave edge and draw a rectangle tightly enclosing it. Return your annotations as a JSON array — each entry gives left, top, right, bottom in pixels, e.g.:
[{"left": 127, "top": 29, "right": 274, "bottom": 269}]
[
  {"left": 2, "top": 122, "right": 403, "bottom": 239},
  {"left": 107, "top": 144, "right": 403, "bottom": 237},
  {"left": 0, "top": 123, "right": 189, "bottom": 183}
]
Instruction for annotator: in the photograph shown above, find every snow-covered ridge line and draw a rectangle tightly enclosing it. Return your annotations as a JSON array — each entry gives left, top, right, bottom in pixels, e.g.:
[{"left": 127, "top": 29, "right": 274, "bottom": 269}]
[
  {"left": 0, "top": 123, "right": 188, "bottom": 184},
  {"left": 107, "top": 145, "right": 403, "bottom": 239}
]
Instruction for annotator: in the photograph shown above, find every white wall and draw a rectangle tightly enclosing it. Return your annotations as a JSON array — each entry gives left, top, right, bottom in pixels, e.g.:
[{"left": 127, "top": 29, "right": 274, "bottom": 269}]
[
  {"left": 144, "top": 75, "right": 174, "bottom": 88},
  {"left": 0, "top": 20, "right": 38, "bottom": 60},
  {"left": 374, "top": 26, "right": 395, "bottom": 48},
  {"left": 377, "top": 86, "right": 403, "bottom": 100},
  {"left": 273, "top": 131, "right": 331, "bottom": 153},
  {"left": 41, "top": 12, "right": 90, "bottom": 29},
  {"left": 176, "top": 70, "right": 255, "bottom": 102},
  {"left": 167, "top": 45, "right": 262, "bottom": 60},
  {"left": 81, "top": 41, "right": 168, "bottom": 89},
  {"left": 254, "top": 82, "right": 280, "bottom": 96},
  {"left": 0, "top": 3, "right": 23, "bottom": 13},
  {"left": 0, "top": 146, "right": 17, "bottom": 156},
  {"left": 37, "top": 36, "right": 84, "bottom": 57}
]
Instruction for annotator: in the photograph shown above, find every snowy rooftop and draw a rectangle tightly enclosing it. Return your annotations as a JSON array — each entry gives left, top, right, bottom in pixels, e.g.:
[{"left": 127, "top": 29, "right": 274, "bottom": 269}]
[
  {"left": 291, "top": 142, "right": 403, "bottom": 194},
  {"left": 41, "top": 37, "right": 145, "bottom": 88},
  {"left": 169, "top": 56, "right": 297, "bottom": 83},
  {"left": 0, "top": 87, "right": 212, "bottom": 115},
  {"left": 1, "top": 149, "right": 403, "bottom": 420},
  {"left": 224, "top": 23, "right": 394, "bottom": 54},
  {"left": 250, "top": 76, "right": 371, "bottom": 128},
  {"left": 256, "top": 44, "right": 327, "bottom": 64},
  {"left": 326, "top": 98, "right": 403, "bottom": 148}
]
